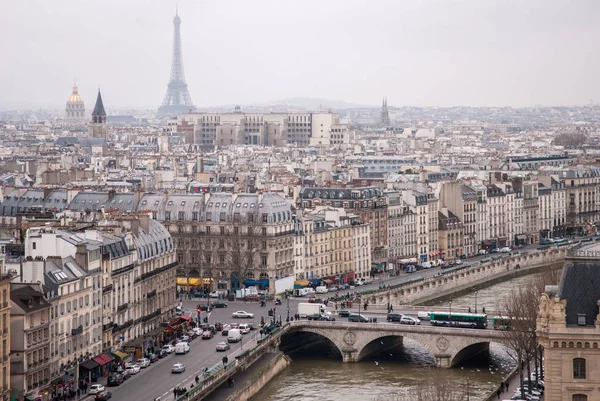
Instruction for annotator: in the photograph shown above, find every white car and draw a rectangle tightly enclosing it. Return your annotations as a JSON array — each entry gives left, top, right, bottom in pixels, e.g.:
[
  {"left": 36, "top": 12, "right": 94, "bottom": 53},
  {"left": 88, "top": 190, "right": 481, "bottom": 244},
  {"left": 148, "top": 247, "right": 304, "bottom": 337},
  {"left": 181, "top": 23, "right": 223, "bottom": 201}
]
[
  {"left": 171, "top": 363, "right": 186, "bottom": 373},
  {"left": 125, "top": 364, "right": 140, "bottom": 374},
  {"left": 500, "top": 247, "right": 511, "bottom": 253},
  {"left": 162, "top": 344, "right": 175, "bottom": 354},
  {"left": 136, "top": 358, "right": 150, "bottom": 368},
  {"left": 238, "top": 323, "right": 251, "bottom": 334},
  {"left": 232, "top": 311, "right": 254, "bottom": 319},
  {"left": 88, "top": 384, "right": 105, "bottom": 395},
  {"left": 400, "top": 316, "right": 421, "bottom": 325}
]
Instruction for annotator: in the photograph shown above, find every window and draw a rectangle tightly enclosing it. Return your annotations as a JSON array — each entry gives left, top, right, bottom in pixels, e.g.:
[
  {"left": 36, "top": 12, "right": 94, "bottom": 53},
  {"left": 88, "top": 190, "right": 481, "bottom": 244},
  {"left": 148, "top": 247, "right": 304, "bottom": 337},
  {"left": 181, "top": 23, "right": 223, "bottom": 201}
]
[
  {"left": 165, "top": 211, "right": 171, "bottom": 221},
  {"left": 573, "top": 358, "right": 586, "bottom": 379},
  {"left": 32, "top": 242, "right": 37, "bottom": 250},
  {"left": 573, "top": 395, "right": 587, "bottom": 401},
  {"left": 261, "top": 256, "right": 267, "bottom": 266}
]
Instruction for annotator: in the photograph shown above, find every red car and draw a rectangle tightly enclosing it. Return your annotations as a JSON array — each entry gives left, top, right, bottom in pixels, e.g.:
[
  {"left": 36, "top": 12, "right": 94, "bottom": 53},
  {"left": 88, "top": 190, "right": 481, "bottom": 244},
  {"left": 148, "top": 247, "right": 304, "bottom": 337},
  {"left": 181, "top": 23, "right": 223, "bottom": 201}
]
[
  {"left": 201, "top": 330, "right": 214, "bottom": 339},
  {"left": 244, "top": 295, "right": 260, "bottom": 302}
]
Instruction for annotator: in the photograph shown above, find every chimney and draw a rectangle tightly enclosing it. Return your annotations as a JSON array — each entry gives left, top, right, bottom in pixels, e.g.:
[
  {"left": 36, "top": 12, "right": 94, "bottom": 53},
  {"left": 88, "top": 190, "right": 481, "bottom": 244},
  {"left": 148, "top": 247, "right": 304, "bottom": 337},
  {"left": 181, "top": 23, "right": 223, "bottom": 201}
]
[
  {"left": 108, "top": 189, "right": 116, "bottom": 202},
  {"left": 139, "top": 214, "right": 150, "bottom": 232},
  {"left": 130, "top": 218, "right": 140, "bottom": 236},
  {"left": 75, "top": 243, "right": 88, "bottom": 271},
  {"left": 43, "top": 188, "right": 52, "bottom": 201}
]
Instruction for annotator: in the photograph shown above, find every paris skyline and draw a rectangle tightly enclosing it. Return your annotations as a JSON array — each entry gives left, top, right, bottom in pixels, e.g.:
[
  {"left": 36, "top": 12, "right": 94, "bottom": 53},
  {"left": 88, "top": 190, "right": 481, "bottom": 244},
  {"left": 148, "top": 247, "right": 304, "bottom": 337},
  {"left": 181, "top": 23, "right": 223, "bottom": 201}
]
[{"left": 2, "top": 0, "right": 600, "bottom": 110}]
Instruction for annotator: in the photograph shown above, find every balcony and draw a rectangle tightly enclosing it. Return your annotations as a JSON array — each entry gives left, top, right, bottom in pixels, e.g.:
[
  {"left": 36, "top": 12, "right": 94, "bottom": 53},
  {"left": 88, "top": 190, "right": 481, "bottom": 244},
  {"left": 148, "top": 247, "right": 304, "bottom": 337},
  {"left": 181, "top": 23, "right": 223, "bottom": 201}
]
[
  {"left": 114, "top": 319, "right": 133, "bottom": 333},
  {"left": 142, "top": 309, "right": 162, "bottom": 322},
  {"left": 111, "top": 263, "right": 135, "bottom": 277},
  {"left": 102, "top": 284, "right": 113, "bottom": 293},
  {"left": 117, "top": 303, "right": 129, "bottom": 313},
  {"left": 103, "top": 322, "right": 114, "bottom": 331},
  {"left": 147, "top": 289, "right": 157, "bottom": 299},
  {"left": 71, "top": 326, "right": 83, "bottom": 336},
  {"left": 136, "top": 261, "right": 178, "bottom": 283}
]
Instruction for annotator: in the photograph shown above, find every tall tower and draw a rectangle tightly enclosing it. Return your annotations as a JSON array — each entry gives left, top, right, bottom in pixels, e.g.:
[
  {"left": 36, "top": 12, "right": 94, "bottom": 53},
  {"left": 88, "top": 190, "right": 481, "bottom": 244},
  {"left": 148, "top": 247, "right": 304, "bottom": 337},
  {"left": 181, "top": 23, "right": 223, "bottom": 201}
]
[
  {"left": 380, "top": 97, "right": 390, "bottom": 126},
  {"left": 88, "top": 90, "right": 108, "bottom": 140},
  {"left": 65, "top": 82, "right": 85, "bottom": 122},
  {"left": 158, "top": 9, "right": 195, "bottom": 118}
]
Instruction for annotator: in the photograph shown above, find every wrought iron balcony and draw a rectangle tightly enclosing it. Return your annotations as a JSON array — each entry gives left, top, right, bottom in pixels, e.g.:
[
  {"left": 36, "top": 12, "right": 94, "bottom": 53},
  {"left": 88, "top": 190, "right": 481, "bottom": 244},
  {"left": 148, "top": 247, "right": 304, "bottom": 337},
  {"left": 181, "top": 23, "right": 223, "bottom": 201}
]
[
  {"left": 117, "top": 303, "right": 129, "bottom": 313},
  {"left": 147, "top": 289, "right": 157, "bottom": 299},
  {"left": 71, "top": 326, "right": 83, "bottom": 336}
]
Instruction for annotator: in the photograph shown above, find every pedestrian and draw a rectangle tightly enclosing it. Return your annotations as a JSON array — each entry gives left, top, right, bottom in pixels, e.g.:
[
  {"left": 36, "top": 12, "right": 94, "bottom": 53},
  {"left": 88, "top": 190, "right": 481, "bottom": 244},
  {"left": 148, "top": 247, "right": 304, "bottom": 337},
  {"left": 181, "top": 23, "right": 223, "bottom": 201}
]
[
  {"left": 468, "top": 307, "right": 471, "bottom": 313},
  {"left": 505, "top": 382, "right": 509, "bottom": 392},
  {"left": 173, "top": 388, "right": 177, "bottom": 398},
  {"left": 195, "top": 375, "right": 199, "bottom": 385},
  {"left": 228, "top": 378, "right": 233, "bottom": 388},
  {"left": 497, "top": 389, "right": 501, "bottom": 399},
  {"left": 482, "top": 307, "right": 486, "bottom": 314},
  {"left": 499, "top": 381, "right": 504, "bottom": 392}
]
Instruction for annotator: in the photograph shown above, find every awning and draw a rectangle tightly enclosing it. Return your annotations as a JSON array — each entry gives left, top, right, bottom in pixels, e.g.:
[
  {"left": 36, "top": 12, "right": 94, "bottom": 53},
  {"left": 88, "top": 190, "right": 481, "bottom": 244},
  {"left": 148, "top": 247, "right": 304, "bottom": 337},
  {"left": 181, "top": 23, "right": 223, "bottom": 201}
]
[
  {"left": 112, "top": 351, "right": 129, "bottom": 360},
  {"left": 243, "top": 279, "right": 269, "bottom": 287},
  {"left": 180, "top": 315, "right": 191, "bottom": 322},
  {"left": 93, "top": 353, "right": 114, "bottom": 366},
  {"left": 79, "top": 358, "right": 100, "bottom": 371},
  {"left": 177, "top": 277, "right": 204, "bottom": 286},
  {"left": 322, "top": 279, "right": 333, "bottom": 284},
  {"left": 294, "top": 280, "right": 310, "bottom": 287},
  {"left": 309, "top": 279, "right": 320, "bottom": 285}
]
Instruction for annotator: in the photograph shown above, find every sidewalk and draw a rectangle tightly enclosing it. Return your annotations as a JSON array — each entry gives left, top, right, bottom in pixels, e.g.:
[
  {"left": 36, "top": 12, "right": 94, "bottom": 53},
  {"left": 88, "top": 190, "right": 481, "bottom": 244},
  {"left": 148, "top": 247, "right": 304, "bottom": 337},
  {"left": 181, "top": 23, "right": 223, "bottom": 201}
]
[
  {"left": 201, "top": 352, "right": 279, "bottom": 401},
  {"left": 490, "top": 359, "right": 541, "bottom": 400}
]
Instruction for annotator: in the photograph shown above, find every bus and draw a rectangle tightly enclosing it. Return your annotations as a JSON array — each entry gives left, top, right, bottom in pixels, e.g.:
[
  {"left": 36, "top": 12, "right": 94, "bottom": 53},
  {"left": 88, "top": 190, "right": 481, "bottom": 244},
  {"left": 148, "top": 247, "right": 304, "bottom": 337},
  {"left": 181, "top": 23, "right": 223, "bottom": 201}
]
[
  {"left": 429, "top": 312, "right": 488, "bottom": 329},
  {"left": 491, "top": 316, "right": 511, "bottom": 330}
]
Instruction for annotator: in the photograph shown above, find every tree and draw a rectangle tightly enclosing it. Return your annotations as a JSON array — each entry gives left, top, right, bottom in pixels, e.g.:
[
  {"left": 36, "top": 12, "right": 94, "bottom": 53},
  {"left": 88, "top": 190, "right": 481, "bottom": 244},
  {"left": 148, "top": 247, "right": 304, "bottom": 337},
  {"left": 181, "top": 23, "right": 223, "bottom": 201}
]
[
  {"left": 497, "top": 267, "right": 560, "bottom": 399},
  {"left": 227, "top": 216, "right": 263, "bottom": 291}
]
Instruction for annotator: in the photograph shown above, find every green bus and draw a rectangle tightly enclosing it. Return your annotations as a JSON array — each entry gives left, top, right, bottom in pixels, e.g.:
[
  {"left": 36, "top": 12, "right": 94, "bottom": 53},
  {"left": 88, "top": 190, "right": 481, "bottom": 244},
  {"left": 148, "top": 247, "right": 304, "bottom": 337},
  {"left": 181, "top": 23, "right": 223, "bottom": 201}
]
[
  {"left": 429, "top": 312, "right": 487, "bottom": 329},
  {"left": 491, "top": 316, "right": 511, "bottom": 330}
]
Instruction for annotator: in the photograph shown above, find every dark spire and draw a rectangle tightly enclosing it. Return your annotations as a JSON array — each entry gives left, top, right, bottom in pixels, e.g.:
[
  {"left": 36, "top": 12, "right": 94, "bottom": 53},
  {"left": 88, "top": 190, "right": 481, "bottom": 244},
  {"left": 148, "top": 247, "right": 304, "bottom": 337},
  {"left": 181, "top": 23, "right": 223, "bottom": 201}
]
[{"left": 92, "top": 90, "right": 106, "bottom": 117}]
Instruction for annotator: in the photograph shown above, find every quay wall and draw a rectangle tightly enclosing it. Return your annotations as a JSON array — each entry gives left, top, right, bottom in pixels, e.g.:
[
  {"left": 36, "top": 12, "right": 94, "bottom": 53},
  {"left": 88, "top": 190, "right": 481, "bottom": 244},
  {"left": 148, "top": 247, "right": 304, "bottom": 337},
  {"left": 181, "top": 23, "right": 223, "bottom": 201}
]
[{"left": 226, "top": 353, "right": 291, "bottom": 401}]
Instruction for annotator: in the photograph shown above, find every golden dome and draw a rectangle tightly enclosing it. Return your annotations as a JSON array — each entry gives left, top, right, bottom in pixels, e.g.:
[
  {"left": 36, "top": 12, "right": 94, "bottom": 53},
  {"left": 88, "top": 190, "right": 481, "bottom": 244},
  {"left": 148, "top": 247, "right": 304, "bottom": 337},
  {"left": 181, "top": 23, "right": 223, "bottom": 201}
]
[{"left": 67, "top": 84, "right": 84, "bottom": 104}]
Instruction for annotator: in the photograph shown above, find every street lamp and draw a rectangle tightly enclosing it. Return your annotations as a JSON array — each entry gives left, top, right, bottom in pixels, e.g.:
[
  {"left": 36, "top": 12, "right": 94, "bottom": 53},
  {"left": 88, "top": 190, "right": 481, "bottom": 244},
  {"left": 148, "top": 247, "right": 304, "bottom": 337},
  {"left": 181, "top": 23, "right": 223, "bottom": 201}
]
[
  {"left": 474, "top": 290, "right": 478, "bottom": 314},
  {"left": 286, "top": 291, "right": 290, "bottom": 322},
  {"left": 449, "top": 300, "right": 453, "bottom": 327}
]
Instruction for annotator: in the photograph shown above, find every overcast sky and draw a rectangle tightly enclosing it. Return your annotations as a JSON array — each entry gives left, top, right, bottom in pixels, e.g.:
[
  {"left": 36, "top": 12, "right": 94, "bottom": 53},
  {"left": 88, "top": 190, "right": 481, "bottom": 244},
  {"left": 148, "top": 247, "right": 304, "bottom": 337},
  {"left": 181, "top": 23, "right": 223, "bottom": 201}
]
[{"left": 2, "top": 0, "right": 599, "bottom": 110}]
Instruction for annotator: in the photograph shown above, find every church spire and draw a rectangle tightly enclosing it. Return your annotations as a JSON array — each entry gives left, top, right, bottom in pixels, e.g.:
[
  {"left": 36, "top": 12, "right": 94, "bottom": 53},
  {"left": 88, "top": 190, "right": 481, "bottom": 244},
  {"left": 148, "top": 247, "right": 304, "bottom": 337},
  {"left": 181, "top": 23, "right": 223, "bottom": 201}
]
[
  {"left": 92, "top": 89, "right": 106, "bottom": 118},
  {"left": 380, "top": 96, "right": 390, "bottom": 126}
]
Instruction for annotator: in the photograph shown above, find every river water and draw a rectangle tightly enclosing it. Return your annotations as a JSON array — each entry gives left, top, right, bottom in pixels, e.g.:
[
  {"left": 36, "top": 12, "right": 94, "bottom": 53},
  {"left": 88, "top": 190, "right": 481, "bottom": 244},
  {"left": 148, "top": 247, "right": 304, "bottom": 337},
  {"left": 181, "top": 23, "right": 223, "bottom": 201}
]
[{"left": 252, "top": 274, "right": 540, "bottom": 401}]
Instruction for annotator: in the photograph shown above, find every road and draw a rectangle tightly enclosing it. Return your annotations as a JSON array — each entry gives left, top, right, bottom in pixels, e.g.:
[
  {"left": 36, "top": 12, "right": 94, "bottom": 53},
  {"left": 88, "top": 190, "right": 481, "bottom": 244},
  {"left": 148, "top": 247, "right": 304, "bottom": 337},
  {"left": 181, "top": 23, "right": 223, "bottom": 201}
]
[{"left": 92, "top": 240, "right": 563, "bottom": 400}]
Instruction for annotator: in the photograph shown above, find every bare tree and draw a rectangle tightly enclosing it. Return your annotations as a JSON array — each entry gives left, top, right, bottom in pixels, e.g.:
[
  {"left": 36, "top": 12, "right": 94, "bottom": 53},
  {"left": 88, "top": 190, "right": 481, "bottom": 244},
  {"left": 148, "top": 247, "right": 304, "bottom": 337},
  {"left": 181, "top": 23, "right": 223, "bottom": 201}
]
[
  {"left": 198, "top": 231, "right": 220, "bottom": 299},
  {"left": 227, "top": 215, "right": 263, "bottom": 291},
  {"left": 497, "top": 267, "right": 560, "bottom": 399}
]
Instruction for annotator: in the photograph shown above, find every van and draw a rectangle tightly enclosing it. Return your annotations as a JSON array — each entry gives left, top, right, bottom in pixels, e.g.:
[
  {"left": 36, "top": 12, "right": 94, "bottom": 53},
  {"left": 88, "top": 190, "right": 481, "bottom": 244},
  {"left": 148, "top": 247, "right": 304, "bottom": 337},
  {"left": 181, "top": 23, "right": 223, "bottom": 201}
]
[
  {"left": 227, "top": 329, "right": 242, "bottom": 343},
  {"left": 315, "top": 286, "right": 328, "bottom": 294},
  {"left": 175, "top": 342, "right": 190, "bottom": 354},
  {"left": 238, "top": 324, "right": 251, "bottom": 334},
  {"left": 417, "top": 311, "right": 431, "bottom": 321}
]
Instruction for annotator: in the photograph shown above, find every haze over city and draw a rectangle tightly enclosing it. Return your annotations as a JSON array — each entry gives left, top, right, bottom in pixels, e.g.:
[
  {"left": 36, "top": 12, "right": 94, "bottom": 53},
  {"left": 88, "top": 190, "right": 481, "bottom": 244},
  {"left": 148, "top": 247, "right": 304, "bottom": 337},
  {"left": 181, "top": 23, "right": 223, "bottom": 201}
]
[{"left": 2, "top": 0, "right": 600, "bottom": 110}]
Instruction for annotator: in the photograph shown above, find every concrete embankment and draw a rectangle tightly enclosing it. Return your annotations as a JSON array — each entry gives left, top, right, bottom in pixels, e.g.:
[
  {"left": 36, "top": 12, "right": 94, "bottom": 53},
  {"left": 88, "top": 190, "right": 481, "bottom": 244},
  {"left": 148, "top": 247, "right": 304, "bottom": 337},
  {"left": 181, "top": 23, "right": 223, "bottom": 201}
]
[{"left": 414, "top": 261, "right": 562, "bottom": 306}]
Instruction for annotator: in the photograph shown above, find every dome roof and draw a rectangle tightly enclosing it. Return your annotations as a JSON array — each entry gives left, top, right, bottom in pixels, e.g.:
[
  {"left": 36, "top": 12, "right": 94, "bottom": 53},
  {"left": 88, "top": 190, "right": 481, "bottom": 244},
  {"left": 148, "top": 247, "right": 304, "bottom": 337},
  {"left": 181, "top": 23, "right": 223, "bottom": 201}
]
[{"left": 67, "top": 85, "right": 84, "bottom": 104}]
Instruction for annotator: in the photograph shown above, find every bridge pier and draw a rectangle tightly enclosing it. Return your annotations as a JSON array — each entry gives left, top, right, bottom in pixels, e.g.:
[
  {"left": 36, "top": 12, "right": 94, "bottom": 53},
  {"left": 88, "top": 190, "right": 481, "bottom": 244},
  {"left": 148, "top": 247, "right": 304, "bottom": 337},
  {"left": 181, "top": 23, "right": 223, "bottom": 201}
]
[
  {"left": 341, "top": 347, "right": 359, "bottom": 363},
  {"left": 434, "top": 354, "right": 452, "bottom": 368}
]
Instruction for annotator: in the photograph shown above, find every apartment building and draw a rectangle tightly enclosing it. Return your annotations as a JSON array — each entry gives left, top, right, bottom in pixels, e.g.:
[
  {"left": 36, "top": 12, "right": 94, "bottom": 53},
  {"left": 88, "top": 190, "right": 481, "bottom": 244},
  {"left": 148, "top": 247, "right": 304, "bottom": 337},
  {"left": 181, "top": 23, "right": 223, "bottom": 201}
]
[
  {"left": 561, "top": 167, "right": 600, "bottom": 227},
  {"left": 486, "top": 184, "right": 507, "bottom": 248},
  {"left": 438, "top": 209, "right": 464, "bottom": 259},
  {"left": 439, "top": 182, "right": 478, "bottom": 256},
  {"left": 297, "top": 186, "right": 388, "bottom": 267},
  {"left": 523, "top": 180, "right": 540, "bottom": 244},
  {"left": 0, "top": 273, "right": 9, "bottom": 401},
  {"left": 538, "top": 183, "right": 553, "bottom": 239},
  {"left": 10, "top": 284, "right": 51, "bottom": 401},
  {"left": 293, "top": 207, "right": 370, "bottom": 282},
  {"left": 139, "top": 192, "right": 295, "bottom": 292},
  {"left": 402, "top": 190, "right": 431, "bottom": 262}
]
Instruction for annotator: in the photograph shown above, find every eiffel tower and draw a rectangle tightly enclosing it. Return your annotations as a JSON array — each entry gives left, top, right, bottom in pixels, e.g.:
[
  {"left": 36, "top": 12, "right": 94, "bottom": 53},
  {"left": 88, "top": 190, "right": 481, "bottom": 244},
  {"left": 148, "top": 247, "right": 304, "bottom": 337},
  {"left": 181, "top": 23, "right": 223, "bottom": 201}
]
[{"left": 158, "top": 9, "right": 195, "bottom": 117}]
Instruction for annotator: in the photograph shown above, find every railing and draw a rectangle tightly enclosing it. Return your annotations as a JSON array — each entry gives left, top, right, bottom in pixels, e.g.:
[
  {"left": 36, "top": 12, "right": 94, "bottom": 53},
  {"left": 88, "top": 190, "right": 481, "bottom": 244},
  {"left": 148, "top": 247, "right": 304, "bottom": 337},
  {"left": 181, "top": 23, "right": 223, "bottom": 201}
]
[
  {"left": 103, "top": 322, "right": 114, "bottom": 331},
  {"left": 142, "top": 309, "right": 161, "bottom": 322},
  {"left": 117, "top": 303, "right": 129, "bottom": 312},
  {"left": 112, "top": 263, "right": 135, "bottom": 276},
  {"left": 102, "top": 284, "right": 113, "bottom": 293},
  {"left": 146, "top": 289, "right": 157, "bottom": 299},
  {"left": 136, "top": 261, "right": 178, "bottom": 283},
  {"left": 114, "top": 319, "right": 133, "bottom": 332},
  {"left": 71, "top": 326, "right": 83, "bottom": 336}
]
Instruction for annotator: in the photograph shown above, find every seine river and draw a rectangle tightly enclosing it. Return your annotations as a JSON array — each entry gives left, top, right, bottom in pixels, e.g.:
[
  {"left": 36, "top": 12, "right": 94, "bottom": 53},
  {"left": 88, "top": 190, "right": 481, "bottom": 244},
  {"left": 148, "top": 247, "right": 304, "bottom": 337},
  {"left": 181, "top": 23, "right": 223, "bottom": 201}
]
[{"left": 252, "top": 274, "right": 539, "bottom": 401}]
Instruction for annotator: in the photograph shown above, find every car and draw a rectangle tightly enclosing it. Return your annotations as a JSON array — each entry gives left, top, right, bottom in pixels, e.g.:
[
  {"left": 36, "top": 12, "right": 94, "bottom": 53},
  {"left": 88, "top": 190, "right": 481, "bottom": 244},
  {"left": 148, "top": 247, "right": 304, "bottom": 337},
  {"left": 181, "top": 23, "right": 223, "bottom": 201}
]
[
  {"left": 136, "top": 358, "right": 150, "bottom": 368},
  {"left": 386, "top": 312, "right": 404, "bottom": 322},
  {"left": 216, "top": 341, "right": 231, "bottom": 352},
  {"left": 88, "top": 384, "right": 105, "bottom": 395},
  {"left": 244, "top": 294, "right": 260, "bottom": 302},
  {"left": 171, "top": 363, "right": 186, "bottom": 373},
  {"left": 454, "top": 259, "right": 462, "bottom": 265},
  {"left": 106, "top": 375, "right": 123, "bottom": 387},
  {"left": 221, "top": 324, "right": 231, "bottom": 335},
  {"left": 478, "top": 249, "right": 488, "bottom": 255},
  {"left": 148, "top": 353, "right": 159, "bottom": 363},
  {"left": 117, "top": 369, "right": 130, "bottom": 380},
  {"left": 201, "top": 330, "right": 214, "bottom": 339},
  {"left": 198, "top": 304, "right": 212, "bottom": 312},
  {"left": 181, "top": 335, "right": 191, "bottom": 343},
  {"left": 347, "top": 313, "right": 371, "bottom": 323},
  {"left": 94, "top": 391, "right": 112, "bottom": 400},
  {"left": 400, "top": 316, "right": 421, "bottom": 325},
  {"left": 238, "top": 323, "right": 251, "bottom": 334},
  {"left": 158, "top": 349, "right": 168, "bottom": 359},
  {"left": 232, "top": 311, "right": 254, "bottom": 318},
  {"left": 500, "top": 246, "right": 512, "bottom": 253},
  {"left": 175, "top": 306, "right": 184, "bottom": 316},
  {"left": 125, "top": 364, "right": 140, "bottom": 374},
  {"left": 211, "top": 301, "right": 228, "bottom": 308},
  {"left": 162, "top": 344, "right": 175, "bottom": 354},
  {"left": 338, "top": 310, "right": 351, "bottom": 317}
]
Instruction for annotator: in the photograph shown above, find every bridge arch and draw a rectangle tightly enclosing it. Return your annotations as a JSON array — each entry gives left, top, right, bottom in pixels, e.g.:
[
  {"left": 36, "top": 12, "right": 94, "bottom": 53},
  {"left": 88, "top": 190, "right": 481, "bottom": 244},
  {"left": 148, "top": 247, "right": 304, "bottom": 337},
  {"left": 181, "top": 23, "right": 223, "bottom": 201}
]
[
  {"left": 448, "top": 337, "right": 508, "bottom": 368},
  {"left": 357, "top": 333, "right": 437, "bottom": 364},
  {"left": 279, "top": 327, "right": 343, "bottom": 361}
]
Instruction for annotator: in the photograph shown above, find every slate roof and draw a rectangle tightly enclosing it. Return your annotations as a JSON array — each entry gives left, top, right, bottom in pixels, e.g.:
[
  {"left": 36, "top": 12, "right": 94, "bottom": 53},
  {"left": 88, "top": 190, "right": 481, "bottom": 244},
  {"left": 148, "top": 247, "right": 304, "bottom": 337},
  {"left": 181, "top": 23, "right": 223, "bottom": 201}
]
[
  {"left": 92, "top": 90, "right": 106, "bottom": 116},
  {"left": 11, "top": 285, "right": 50, "bottom": 314}
]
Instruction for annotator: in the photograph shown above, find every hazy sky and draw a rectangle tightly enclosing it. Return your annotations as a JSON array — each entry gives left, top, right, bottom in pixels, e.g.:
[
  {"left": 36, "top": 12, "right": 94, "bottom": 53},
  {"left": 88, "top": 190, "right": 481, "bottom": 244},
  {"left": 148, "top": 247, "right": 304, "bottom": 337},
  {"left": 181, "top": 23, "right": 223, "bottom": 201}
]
[{"left": 2, "top": 0, "right": 599, "bottom": 110}]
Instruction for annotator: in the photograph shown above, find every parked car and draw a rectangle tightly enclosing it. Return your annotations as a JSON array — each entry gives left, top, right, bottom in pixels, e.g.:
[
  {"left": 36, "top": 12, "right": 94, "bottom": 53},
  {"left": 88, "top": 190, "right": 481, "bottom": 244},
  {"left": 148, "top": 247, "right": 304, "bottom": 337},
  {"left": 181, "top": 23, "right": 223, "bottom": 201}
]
[
  {"left": 232, "top": 311, "right": 254, "bottom": 318},
  {"left": 162, "top": 344, "right": 175, "bottom": 354},
  {"left": 107, "top": 375, "right": 123, "bottom": 386},
  {"left": 136, "top": 358, "right": 150, "bottom": 368},
  {"left": 175, "top": 306, "right": 184, "bottom": 316},
  {"left": 180, "top": 335, "right": 191, "bottom": 343},
  {"left": 386, "top": 312, "right": 404, "bottom": 322},
  {"left": 211, "top": 301, "right": 228, "bottom": 308},
  {"left": 198, "top": 304, "right": 211, "bottom": 312},
  {"left": 216, "top": 341, "right": 231, "bottom": 352},
  {"left": 94, "top": 391, "right": 112, "bottom": 400},
  {"left": 117, "top": 369, "right": 130, "bottom": 381},
  {"left": 88, "top": 384, "right": 105, "bottom": 395},
  {"left": 201, "top": 330, "right": 214, "bottom": 339},
  {"left": 158, "top": 349, "right": 168, "bottom": 359},
  {"left": 400, "top": 316, "right": 421, "bottom": 325},
  {"left": 125, "top": 364, "right": 140, "bottom": 374},
  {"left": 244, "top": 294, "right": 260, "bottom": 302},
  {"left": 171, "top": 363, "right": 186, "bottom": 373},
  {"left": 478, "top": 249, "right": 488, "bottom": 255},
  {"left": 221, "top": 324, "right": 231, "bottom": 336},
  {"left": 148, "top": 353, "right": 159, "bottom": 363},
  {"left": 338, "top": 310, "right": 351, "bottom": 317}
]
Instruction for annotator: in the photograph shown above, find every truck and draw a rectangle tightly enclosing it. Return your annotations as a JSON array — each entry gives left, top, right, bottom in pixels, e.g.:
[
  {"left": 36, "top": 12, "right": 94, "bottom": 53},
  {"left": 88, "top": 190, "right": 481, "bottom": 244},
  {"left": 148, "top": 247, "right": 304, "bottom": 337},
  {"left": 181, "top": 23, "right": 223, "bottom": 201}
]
[{"left": 298, "top": 302, "right": 327, "bottom": 318}]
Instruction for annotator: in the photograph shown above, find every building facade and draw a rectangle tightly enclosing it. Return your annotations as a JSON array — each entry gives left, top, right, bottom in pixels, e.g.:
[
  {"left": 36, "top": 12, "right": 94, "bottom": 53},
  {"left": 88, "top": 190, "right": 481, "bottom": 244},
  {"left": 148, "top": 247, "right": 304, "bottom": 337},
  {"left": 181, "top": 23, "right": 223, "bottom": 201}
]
[{"left": 65, "top": 84, "right": 85, "bottom": 122}]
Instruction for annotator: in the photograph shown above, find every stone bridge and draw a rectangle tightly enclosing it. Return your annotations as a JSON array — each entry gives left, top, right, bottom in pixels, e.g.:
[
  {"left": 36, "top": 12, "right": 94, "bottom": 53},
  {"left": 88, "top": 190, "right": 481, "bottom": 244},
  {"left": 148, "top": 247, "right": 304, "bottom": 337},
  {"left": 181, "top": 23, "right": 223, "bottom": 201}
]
[{"left": 278, "top": 320, "right": 507, "bottom": 368}]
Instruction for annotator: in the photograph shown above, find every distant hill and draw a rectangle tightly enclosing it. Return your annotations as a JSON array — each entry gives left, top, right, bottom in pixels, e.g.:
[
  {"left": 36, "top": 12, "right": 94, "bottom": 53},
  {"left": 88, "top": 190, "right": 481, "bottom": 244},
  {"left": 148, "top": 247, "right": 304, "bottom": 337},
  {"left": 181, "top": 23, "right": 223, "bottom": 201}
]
[{"left": 259, "top": 97, "right": 377, "bottom": 110}]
